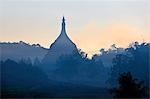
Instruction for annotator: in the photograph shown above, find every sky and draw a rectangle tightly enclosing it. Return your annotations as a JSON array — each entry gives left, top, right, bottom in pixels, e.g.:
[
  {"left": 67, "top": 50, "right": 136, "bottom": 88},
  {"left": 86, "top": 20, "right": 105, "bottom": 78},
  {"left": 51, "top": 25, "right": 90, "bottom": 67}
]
[{"left": 0, "top": 0, "right": 150, "bottom": 56}]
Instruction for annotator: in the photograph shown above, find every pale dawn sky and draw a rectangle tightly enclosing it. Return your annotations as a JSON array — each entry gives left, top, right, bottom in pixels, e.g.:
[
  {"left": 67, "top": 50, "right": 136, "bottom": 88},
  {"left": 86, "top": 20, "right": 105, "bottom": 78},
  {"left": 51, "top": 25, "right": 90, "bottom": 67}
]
[{"left": 0, "top": 0, "right": 150, "bottom": 55}]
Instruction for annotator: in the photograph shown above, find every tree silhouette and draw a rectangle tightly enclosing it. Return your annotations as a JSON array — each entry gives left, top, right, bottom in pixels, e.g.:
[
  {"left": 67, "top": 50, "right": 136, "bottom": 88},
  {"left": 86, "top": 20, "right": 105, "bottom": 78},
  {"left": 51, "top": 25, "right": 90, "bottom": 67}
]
[
  {"left": 1, "top": 59, "right": 49, "bottom": 98},
  {"left": 110, "top": 42, "right": 149, "bottom": 87},
  {"left": 34, "top": 57, "right": 41, "bottom": 66},
  {"left": 110, "top": 72, "right": 148, "bottom": 98}
]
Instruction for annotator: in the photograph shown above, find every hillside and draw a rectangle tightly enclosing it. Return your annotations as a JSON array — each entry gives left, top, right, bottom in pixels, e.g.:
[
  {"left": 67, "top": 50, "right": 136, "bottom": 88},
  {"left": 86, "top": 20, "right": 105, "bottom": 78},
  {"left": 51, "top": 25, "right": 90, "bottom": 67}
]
[{"left": 0, "top": 41, "right": 48, "bottom": 62}]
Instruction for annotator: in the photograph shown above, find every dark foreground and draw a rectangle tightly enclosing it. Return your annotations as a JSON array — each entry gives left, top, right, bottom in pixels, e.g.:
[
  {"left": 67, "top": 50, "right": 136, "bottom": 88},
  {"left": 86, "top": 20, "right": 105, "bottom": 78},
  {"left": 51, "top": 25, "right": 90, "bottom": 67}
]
[{"left": 1, "top": 83, "right": 112, "bottom": 98}]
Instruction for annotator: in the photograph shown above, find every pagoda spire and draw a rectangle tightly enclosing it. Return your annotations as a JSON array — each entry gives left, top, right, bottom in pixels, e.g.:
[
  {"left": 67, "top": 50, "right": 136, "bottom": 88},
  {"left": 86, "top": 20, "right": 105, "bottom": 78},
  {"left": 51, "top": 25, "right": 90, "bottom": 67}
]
[{"left": 61, "top": 16, "right": 66, "bottom": 35}]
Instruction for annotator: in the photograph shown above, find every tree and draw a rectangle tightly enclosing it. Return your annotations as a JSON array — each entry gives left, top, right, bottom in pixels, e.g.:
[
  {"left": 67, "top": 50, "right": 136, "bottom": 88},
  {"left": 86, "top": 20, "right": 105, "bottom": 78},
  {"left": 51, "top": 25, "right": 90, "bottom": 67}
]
[
  {"left": 1, "top": 59, "right": 49, "bottom": 98},
  {"left": 34, "top": 57, "right": 41, "bottom": 66},
  {"left": 110, "top": 72, "right": 148, "bottom": 98},
  {"left": 100, "top": 48, "right": 107, "bottom": 54},
  {"left": 110, "top": 42, "right": 149, "bottom": 87},
  {"left": 26, "top": 57, "right": 32, "bottom": 65}
]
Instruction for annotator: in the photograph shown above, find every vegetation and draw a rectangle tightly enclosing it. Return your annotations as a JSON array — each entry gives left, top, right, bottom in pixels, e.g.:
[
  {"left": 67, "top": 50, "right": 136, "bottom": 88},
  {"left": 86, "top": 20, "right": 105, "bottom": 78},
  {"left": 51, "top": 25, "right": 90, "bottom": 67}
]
[
  {"left": 0, "top": 42, "right": 149, "bottom": 98},
  {"left": 110, "top": 72, "right": 148, "bottom": 98}
]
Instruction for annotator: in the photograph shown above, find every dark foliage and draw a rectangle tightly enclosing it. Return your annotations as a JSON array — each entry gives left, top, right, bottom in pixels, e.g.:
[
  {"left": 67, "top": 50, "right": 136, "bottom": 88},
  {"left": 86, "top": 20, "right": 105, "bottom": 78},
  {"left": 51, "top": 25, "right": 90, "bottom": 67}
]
[
  {"left": 110, "top": 72, "right": 148, "bottom": 98},
  {"left": 1, "top": 59, "right": 49, "bottom": 98},
  {"left": 0, "top": 42, "right": 149, "bottom": 98},
  {"left": 0, "top": 58, "right": 109, "bottom": 98},
  {"left": 110, "top": 42, "right": 149, "bottom": 87}
]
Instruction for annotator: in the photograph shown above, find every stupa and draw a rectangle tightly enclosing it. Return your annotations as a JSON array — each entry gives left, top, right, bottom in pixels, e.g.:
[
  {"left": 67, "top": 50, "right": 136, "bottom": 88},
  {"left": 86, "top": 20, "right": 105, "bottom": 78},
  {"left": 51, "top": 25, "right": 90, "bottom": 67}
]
[{"left": 42, "top": 17, "right": 78, "bottom": 65}]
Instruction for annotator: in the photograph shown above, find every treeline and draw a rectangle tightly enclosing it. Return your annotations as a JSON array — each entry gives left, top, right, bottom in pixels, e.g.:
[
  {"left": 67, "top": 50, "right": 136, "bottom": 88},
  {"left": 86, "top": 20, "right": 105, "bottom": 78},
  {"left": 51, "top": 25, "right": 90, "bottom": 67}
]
[
  {"left": 0, "top": 42, "right": 149, "bottom": 98},
  {"left": 1, "top": 59, "right": 49, "bottom": 97}
]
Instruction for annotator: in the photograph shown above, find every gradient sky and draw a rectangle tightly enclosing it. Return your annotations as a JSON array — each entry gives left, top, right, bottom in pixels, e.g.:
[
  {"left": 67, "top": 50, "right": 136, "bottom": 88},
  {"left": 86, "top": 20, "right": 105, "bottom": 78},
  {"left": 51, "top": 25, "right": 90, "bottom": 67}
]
[{"left": 0, "top": 0, "right": 150, "bottom": 56}]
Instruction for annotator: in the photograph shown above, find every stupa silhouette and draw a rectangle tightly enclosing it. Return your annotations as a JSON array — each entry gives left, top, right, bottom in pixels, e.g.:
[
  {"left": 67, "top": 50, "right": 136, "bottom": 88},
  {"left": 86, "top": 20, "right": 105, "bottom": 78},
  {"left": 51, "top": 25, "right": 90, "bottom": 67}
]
[{"left": 42, "top": 17, "right": 79, "bottom": 66}]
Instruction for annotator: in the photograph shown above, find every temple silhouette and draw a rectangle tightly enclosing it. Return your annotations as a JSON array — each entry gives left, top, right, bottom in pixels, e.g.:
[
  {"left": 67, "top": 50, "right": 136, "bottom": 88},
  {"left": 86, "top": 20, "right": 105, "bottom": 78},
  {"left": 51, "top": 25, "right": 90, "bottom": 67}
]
[{"left": 42, "top": 17, "right": 79, "bottom": 66}]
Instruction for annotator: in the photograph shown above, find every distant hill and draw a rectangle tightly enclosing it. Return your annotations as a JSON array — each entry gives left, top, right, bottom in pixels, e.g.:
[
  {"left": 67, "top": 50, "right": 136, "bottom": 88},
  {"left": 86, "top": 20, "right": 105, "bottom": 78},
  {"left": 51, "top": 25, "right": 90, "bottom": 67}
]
[{"left": 0, "top": 41, "right": 48, "bottom": 62}]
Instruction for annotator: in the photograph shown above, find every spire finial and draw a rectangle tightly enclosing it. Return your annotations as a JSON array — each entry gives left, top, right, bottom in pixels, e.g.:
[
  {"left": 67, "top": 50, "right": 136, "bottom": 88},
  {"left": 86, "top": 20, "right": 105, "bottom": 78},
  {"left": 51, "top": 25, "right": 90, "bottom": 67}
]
[
  {"left": 62, "top": 16, "right": 65, "bottom": 27},
  {"left": 61, "top": 16, "right": 66, "bottom": 35},
  {"left": 62, "top": 16, "right": 65, "bottom": 22}
]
